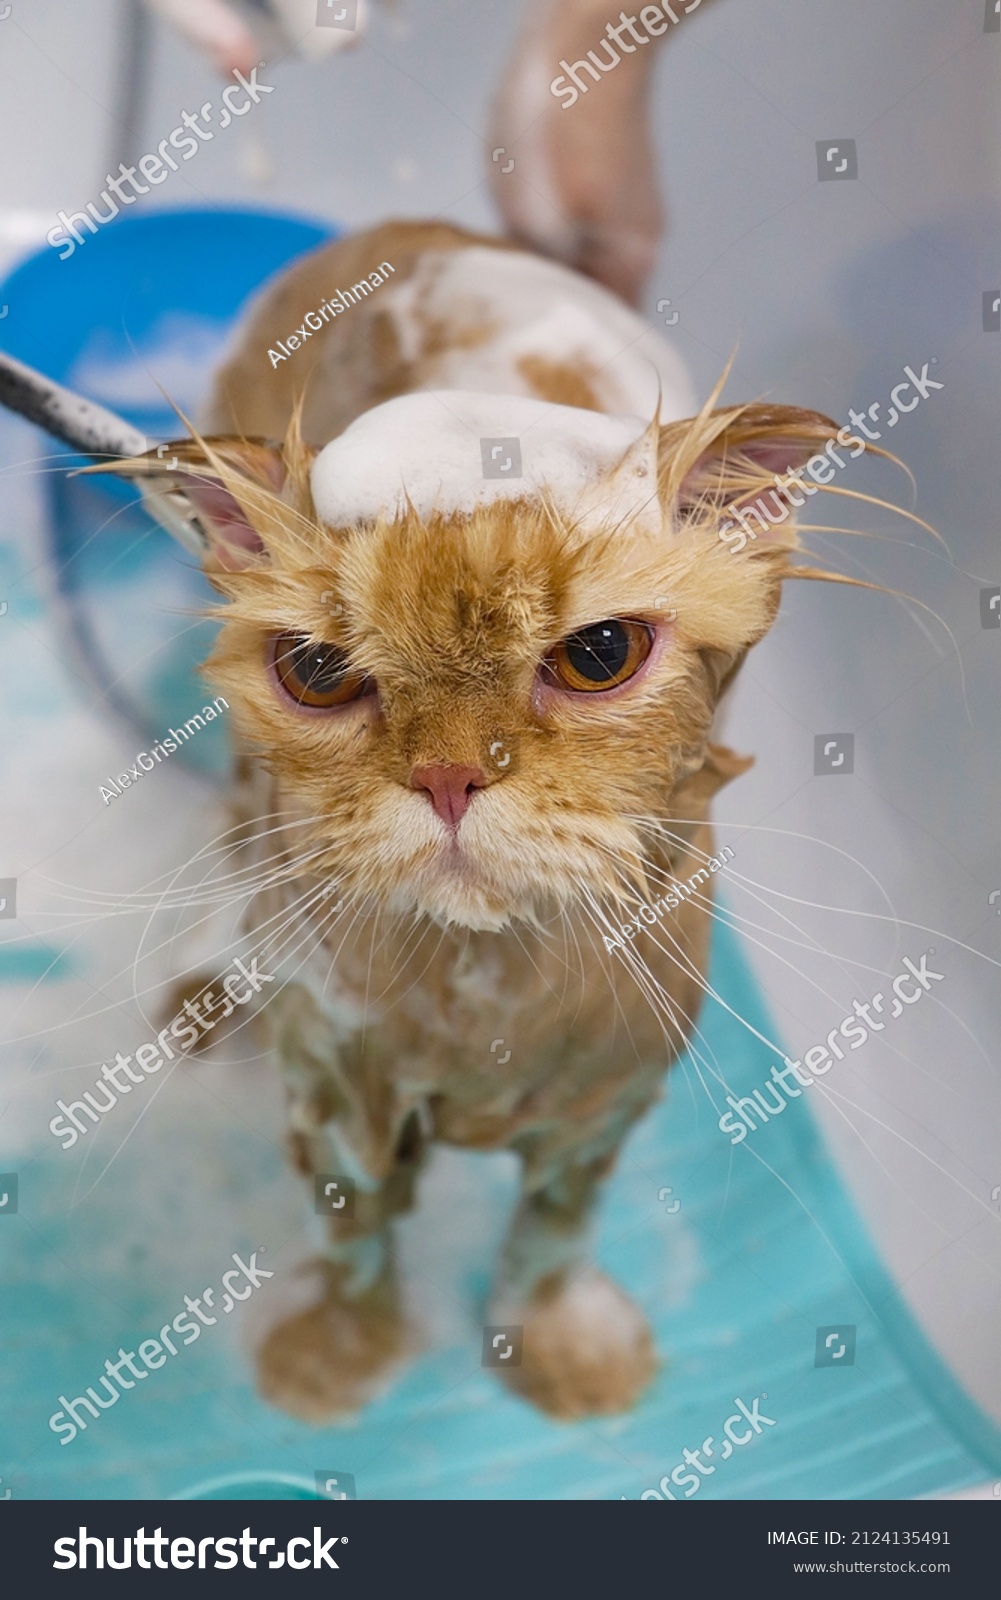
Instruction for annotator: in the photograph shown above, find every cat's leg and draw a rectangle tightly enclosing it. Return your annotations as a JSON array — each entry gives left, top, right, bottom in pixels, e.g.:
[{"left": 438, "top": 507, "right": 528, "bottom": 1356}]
[
  {"left": 255, "top": 1055, "right": 426, "bottom": 1424},
  {"left": 488, "top": 1143, "right": 656, "bottom": 1420}
]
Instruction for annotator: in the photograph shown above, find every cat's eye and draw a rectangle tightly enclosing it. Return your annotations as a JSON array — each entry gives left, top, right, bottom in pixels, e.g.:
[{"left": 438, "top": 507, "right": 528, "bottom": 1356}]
[
  {"left": 544, "top": 619, "right": 654, "bottom": 693},
  {"left": 273, "top": 632, "right": 373, "bottom": 709}
]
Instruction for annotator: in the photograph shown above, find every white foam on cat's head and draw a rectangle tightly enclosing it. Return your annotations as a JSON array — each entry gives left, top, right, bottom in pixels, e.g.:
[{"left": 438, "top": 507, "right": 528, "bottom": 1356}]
[{"left": 310, "top": 391, "right": 663, "bottom": 538}]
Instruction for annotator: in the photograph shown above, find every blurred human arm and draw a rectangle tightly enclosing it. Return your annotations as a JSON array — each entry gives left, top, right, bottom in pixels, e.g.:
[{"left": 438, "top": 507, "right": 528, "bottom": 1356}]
[{"left": 489, "top": 0, "right": 713, "bottom": 306}]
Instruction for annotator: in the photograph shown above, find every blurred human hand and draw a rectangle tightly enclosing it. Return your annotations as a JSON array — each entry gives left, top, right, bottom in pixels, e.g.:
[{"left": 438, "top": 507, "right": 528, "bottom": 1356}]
[{"left": 143, "top": 0, "right": 366, "bottom": 76}]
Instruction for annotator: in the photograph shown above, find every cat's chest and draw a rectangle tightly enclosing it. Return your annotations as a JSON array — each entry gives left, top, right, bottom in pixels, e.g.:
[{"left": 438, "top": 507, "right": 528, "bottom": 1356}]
[
  {"left": 286, "top": 914, "right": 613, "bottom": 1071},
  {"left": 268, "top": 900, "right": 680, "bottom": 1127},
  {"left": 239, "top": 849, "right": 713, "bottom": 1186}
]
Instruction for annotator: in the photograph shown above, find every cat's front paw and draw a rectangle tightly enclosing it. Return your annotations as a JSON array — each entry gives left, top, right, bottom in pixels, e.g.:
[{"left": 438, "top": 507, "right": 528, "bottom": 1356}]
[
  {"left": 491, "top": 1268, "right": 656, "bottom": 1420},
  {"left": 255, "top": 1264, "right": 413, "bottom": 1423}
]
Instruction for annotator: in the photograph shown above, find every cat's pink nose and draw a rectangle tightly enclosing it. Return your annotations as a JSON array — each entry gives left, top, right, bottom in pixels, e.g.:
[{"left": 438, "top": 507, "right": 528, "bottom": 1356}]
[{"left": 410, "top": 764, "right": 487, "bottom": 829}]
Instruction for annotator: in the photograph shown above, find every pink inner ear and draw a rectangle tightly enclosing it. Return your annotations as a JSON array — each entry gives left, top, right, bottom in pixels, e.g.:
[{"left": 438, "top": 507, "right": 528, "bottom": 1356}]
[
  {"left": 183, "top": 478, "right": 263, "bottom": 568},
  {"left": 177, "top": 453, "right": 286, "bottom": 568},
  {"left": 739, "top": 440, "right": 812, "bottom": 477},
  {"left": 682, "top": 436, "right": 817, "bottom": 541},
  {"left": 728, "top": 438, "right": 820, "bottom": 540}
]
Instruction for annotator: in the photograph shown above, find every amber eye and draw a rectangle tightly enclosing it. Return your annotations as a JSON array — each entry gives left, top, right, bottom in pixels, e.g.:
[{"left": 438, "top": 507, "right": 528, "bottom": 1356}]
[
  {"left": 273, "top": 632, "right": 373, "bottom": 709},
  {"left": 545, "top": 619, "right": 654, "bottom": 693}
]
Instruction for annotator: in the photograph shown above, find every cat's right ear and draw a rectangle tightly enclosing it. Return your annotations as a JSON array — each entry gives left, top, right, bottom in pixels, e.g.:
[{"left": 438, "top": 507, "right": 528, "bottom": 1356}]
[
  {"left": 658, "top": 402, "right": 841, "bottom": 547},
  {"left": 81, "top": 437, "right": 289, "bottom": 570}
]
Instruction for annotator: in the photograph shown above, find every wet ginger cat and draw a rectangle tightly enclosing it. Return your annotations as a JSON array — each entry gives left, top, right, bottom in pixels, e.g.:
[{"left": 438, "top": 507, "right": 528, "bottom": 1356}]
[{"left": 104, "top": 219, "right": 837, "bottom": 1422}]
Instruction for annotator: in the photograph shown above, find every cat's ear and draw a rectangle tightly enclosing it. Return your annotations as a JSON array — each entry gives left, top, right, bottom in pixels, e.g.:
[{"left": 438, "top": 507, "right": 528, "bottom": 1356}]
[
  {"left": 659, "top": 403, "right": 841, "bottom": 547},
  {"left": 80, "top": 436, "right": 295, "bottom": 570}
]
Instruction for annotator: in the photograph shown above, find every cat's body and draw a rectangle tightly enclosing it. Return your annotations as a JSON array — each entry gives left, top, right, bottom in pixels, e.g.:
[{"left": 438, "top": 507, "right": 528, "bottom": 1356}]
[
  {"left": 203, "top": 220, "right": 694, "bottom": 444},
  {"left": 125, "top": 220, "right": 834, "bottom": 1421}
]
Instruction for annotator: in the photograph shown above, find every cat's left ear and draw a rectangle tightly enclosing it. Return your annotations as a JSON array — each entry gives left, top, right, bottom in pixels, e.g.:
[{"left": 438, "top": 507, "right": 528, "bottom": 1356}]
[
  {"left": 659, "top": 403, "right": 842, "bottom": 546},
  {"left": 0, "top": 351, "right": 308, "bottom": 567},
  {"left": 81, "top": 436, "right": 296, "bottom": 570}
]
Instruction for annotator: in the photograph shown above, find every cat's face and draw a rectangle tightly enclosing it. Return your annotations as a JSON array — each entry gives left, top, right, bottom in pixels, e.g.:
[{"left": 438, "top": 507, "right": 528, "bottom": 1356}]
[{"left": 112, "top": 400, "right": 836, "bottom": 931}]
